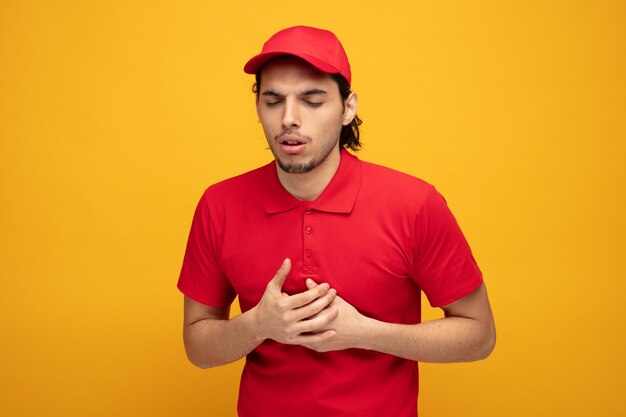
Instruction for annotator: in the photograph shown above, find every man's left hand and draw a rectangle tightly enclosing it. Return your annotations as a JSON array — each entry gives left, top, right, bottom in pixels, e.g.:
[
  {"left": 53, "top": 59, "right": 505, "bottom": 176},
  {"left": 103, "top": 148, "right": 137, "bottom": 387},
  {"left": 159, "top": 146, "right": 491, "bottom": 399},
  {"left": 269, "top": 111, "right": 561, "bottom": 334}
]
[{"left": 299, "top": 279, "right": 368, "bottom": 352}]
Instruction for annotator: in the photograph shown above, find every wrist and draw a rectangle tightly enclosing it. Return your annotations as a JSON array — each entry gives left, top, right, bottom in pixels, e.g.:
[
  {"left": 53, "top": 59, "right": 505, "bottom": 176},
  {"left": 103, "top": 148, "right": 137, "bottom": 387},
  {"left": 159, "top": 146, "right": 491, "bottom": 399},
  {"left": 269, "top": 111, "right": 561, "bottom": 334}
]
[
  {"left": 356, "top": 316, "right": 386, "bottom": 351},
  {"left": 242, "top": 305, "right": 266, "bottom": 344}
]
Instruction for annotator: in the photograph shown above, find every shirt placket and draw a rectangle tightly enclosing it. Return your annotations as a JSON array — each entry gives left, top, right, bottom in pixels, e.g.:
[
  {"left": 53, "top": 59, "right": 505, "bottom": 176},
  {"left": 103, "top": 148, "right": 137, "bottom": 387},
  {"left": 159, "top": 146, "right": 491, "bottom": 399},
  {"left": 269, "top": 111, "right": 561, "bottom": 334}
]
[{"left": 301, "top": 206, "right": 319, "bottom": 281}]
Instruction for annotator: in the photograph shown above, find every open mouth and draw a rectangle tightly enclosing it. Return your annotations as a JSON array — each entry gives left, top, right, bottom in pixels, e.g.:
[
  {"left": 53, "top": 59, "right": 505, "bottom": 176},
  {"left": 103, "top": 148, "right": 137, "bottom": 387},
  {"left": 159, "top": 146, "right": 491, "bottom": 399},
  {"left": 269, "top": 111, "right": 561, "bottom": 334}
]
[
  {"left": 278, "top": 135, "right": 307, "bottom": 154},
  {"left": 282, "top": 140, "right": 304, "bottom": 146},
  {"left": 279, "top": 134, "right": 307, "bottom": 146}
]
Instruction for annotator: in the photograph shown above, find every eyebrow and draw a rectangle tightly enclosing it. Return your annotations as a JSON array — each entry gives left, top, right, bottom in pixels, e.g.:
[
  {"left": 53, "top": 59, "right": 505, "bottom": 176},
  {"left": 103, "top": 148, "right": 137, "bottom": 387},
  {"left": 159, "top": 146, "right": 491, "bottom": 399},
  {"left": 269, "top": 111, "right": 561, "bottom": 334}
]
[
  {"left": 301, "top": 89, "right": 327, "bottom": 96},
  {"left": 261, "top": 90, "right": 281, "bottom": 97},
  {"left": 261, "top": 88, "right": 328, "bottom": 98}
]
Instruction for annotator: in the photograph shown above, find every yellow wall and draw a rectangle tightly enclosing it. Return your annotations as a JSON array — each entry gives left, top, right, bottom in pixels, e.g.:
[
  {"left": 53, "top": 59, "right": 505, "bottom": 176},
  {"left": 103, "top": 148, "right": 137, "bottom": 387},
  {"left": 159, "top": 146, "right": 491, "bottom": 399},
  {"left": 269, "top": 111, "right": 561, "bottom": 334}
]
[{"left": 2, "top": 1, "right": 624, "bottom": 416}]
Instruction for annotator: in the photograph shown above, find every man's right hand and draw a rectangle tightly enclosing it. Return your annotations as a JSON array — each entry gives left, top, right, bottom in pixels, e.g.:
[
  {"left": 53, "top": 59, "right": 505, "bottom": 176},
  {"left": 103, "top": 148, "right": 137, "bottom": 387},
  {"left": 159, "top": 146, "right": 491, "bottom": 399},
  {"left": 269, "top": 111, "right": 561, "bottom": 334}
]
[{"left": 250, "top": 258, "right": 339, "bottom": 345}]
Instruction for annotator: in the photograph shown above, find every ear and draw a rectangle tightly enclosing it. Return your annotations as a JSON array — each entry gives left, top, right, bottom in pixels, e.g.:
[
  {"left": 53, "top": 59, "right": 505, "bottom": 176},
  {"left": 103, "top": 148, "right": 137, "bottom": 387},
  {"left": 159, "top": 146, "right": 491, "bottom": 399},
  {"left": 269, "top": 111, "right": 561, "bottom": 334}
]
[{"left": 342, "top": 92, "right": 358, "bottom": 126}]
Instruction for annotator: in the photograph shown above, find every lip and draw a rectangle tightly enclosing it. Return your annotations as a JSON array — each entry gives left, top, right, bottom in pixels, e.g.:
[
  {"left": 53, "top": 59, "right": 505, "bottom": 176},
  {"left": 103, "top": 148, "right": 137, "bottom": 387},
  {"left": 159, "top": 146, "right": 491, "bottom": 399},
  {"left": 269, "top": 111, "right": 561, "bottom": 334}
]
[
  {"left": 278, "top": 134, "right": 308, "bottom": 155},
  {"left": 278, "top": 134, "right": 307, "bottom": 145},
  {"left": 279, "top": 142, "right": 306, "bottom": 155}
]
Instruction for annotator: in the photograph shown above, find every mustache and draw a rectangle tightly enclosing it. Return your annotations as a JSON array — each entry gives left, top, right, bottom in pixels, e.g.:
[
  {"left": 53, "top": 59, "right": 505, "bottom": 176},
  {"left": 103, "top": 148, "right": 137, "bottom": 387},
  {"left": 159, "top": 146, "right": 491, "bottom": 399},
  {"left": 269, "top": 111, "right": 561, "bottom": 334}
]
[{"left": 274, "top": 130, "right": 311, "bottom": 141}]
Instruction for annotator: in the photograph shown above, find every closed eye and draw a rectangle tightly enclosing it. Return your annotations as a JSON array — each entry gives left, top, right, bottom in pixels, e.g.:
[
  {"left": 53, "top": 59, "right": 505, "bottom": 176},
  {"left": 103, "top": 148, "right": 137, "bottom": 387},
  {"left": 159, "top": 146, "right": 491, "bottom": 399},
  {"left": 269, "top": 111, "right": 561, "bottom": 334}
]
[{"left": 261, "top": 90, "right": 284, "bottom": 107}]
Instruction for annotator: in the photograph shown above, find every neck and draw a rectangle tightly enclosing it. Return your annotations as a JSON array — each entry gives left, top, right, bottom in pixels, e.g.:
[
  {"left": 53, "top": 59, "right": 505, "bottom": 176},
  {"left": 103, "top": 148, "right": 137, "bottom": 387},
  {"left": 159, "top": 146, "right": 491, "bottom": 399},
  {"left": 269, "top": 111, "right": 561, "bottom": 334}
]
[{"left": 276, "top": 147, "right": 342, "bottom": 201}]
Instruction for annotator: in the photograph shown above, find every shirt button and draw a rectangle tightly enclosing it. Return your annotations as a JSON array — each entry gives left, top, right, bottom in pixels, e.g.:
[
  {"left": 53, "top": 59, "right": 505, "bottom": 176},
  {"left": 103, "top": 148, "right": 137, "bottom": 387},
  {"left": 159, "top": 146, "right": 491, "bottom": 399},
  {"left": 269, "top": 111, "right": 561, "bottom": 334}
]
[
  {"left": 305, "top": 209, "right": 312, "bottom": 215},
  {"left": 305, "top": 250, "right": 312, "bottom": 257},
  {"left": 305, "top": 226, "right": 312, "bottom": 234}
]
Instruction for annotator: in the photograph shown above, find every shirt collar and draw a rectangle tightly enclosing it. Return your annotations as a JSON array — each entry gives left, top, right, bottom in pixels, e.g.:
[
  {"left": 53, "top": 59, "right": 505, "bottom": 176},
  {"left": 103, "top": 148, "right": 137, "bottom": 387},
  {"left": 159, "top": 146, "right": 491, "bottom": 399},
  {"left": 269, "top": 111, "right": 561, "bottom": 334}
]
[{"left": 263, "top": 148, "right": 362, "bottom": 214}]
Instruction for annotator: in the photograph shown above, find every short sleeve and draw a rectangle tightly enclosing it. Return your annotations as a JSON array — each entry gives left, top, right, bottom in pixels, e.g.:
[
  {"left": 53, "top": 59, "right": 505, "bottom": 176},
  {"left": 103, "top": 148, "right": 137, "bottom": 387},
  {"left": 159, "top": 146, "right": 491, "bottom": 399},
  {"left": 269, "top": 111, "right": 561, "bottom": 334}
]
[
  {"left": 411, "top": 189, "right": 483, "bottom": 307},
  {"left": 177, "top": 192, "right": 236, "bottom": 308}
]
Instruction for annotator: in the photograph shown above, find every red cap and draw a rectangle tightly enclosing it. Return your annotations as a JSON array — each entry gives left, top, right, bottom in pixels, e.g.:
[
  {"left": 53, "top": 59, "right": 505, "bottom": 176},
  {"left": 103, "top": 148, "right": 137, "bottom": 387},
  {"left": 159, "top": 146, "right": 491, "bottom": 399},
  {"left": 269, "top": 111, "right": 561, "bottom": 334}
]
[{"left": 244, "top": 26, "right": 351, "bottom": 85}]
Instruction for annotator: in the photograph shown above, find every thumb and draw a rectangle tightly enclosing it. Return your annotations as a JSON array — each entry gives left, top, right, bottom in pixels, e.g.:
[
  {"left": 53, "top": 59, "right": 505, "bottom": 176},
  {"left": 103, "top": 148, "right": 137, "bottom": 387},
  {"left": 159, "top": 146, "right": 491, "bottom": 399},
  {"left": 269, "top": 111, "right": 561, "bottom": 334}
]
[{"left": 269, "top": 258, "right": 291, "bottom": 290}]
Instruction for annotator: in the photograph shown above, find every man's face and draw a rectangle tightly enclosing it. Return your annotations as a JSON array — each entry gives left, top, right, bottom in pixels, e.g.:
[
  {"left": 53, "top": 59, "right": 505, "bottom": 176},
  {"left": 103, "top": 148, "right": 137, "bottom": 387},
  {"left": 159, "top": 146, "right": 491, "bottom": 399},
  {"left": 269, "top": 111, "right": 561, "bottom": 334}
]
[{"left": 256, "top": 57, "right": 349, "bottom": 174}]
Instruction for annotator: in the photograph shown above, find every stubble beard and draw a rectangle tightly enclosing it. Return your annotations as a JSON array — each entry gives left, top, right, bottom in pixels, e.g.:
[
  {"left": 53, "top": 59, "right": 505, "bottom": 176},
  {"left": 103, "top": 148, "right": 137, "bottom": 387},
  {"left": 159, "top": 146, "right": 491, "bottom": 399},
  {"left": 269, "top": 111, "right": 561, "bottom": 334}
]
[
  {"left": 276, "top": 158, "right": 317, "bottom": 174},
  {"left": 272, "top": 134, "right": 339, "bottom": 175}
]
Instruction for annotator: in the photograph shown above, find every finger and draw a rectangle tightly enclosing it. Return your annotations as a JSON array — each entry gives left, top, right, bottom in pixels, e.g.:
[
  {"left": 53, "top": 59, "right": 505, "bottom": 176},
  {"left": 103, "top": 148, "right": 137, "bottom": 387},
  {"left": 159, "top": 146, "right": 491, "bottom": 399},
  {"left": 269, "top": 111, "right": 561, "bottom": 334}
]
[
  {"left": 291, "top": 288, "right": 336, "bottom": 322},
  {"left": 305, "top": 278, "right": 317, "bottom": 290},
  {"left": 293, "top": 329, "right": 337, "bottom": 347},
  {"left": 284, "top": 282, "right": 330, "bottom": 309},
  {"left": 269, "top": 258, "right": 291, "bottom": 291},
  {"left": 294, "top": 306, "right": 339, "bottom": 334},
  {"left": 283, "top": 329, "right": 336, "bottom": 347}
]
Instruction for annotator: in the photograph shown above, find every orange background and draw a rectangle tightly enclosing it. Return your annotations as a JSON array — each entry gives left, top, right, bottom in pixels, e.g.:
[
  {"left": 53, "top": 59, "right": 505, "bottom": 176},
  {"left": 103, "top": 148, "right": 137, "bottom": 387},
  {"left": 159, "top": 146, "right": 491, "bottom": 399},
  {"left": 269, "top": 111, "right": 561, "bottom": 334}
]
[{"left": 1, "top": 1, "right": 625, "bottom": 416}]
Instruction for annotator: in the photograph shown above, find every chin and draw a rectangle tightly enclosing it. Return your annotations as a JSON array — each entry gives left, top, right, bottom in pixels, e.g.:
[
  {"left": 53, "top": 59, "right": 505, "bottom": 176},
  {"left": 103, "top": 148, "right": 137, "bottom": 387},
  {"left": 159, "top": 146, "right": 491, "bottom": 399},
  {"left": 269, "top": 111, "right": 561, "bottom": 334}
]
[{"left": 276, "top": 158, "right": 317, "bottom": 174}]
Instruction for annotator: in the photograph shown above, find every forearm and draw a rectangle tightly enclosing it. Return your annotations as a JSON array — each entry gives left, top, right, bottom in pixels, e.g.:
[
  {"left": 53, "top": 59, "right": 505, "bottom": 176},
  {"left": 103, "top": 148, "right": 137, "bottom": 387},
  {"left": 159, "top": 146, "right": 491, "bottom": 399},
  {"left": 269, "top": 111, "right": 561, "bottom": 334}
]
[
  {"left": 183, "top": 260, "right": 340, "bottom": 368},
  {"left": 184, "top": 308, "right": 263, "bottom": 369},
  {"left": 358, "top": 315, "right": 496, "bottom": 363}
]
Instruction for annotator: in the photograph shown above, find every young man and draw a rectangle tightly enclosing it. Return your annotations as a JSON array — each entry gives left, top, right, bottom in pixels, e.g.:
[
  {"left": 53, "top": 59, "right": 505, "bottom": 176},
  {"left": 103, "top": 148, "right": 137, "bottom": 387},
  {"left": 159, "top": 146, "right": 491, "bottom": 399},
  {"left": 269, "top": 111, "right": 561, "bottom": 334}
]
[{"left": 178, "top": 26, "right": 495, "bottom": 417}]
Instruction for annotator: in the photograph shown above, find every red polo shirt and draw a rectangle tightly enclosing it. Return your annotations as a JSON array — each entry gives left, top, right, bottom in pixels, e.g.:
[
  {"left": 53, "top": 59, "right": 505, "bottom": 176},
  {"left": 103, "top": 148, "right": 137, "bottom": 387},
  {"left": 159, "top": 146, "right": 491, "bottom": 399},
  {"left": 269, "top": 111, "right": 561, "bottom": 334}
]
[{"left": 178, "top": 149, "right": 483, "bottom": 417}]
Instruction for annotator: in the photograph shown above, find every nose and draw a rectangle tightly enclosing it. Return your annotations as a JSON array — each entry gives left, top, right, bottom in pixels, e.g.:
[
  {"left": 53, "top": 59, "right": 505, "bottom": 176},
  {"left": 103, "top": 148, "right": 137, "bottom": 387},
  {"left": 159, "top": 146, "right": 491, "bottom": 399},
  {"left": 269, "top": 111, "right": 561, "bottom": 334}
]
[{"left": 281, "top": 98, "right": 300, "bottom": 129}]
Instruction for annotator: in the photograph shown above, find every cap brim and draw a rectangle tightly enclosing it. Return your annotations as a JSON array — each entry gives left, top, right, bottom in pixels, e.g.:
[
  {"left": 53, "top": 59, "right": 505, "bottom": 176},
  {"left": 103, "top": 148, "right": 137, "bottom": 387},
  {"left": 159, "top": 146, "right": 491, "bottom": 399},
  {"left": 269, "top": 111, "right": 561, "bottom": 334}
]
[{"left": 244, "top": 51, "right": 340, "bottom": 76}]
